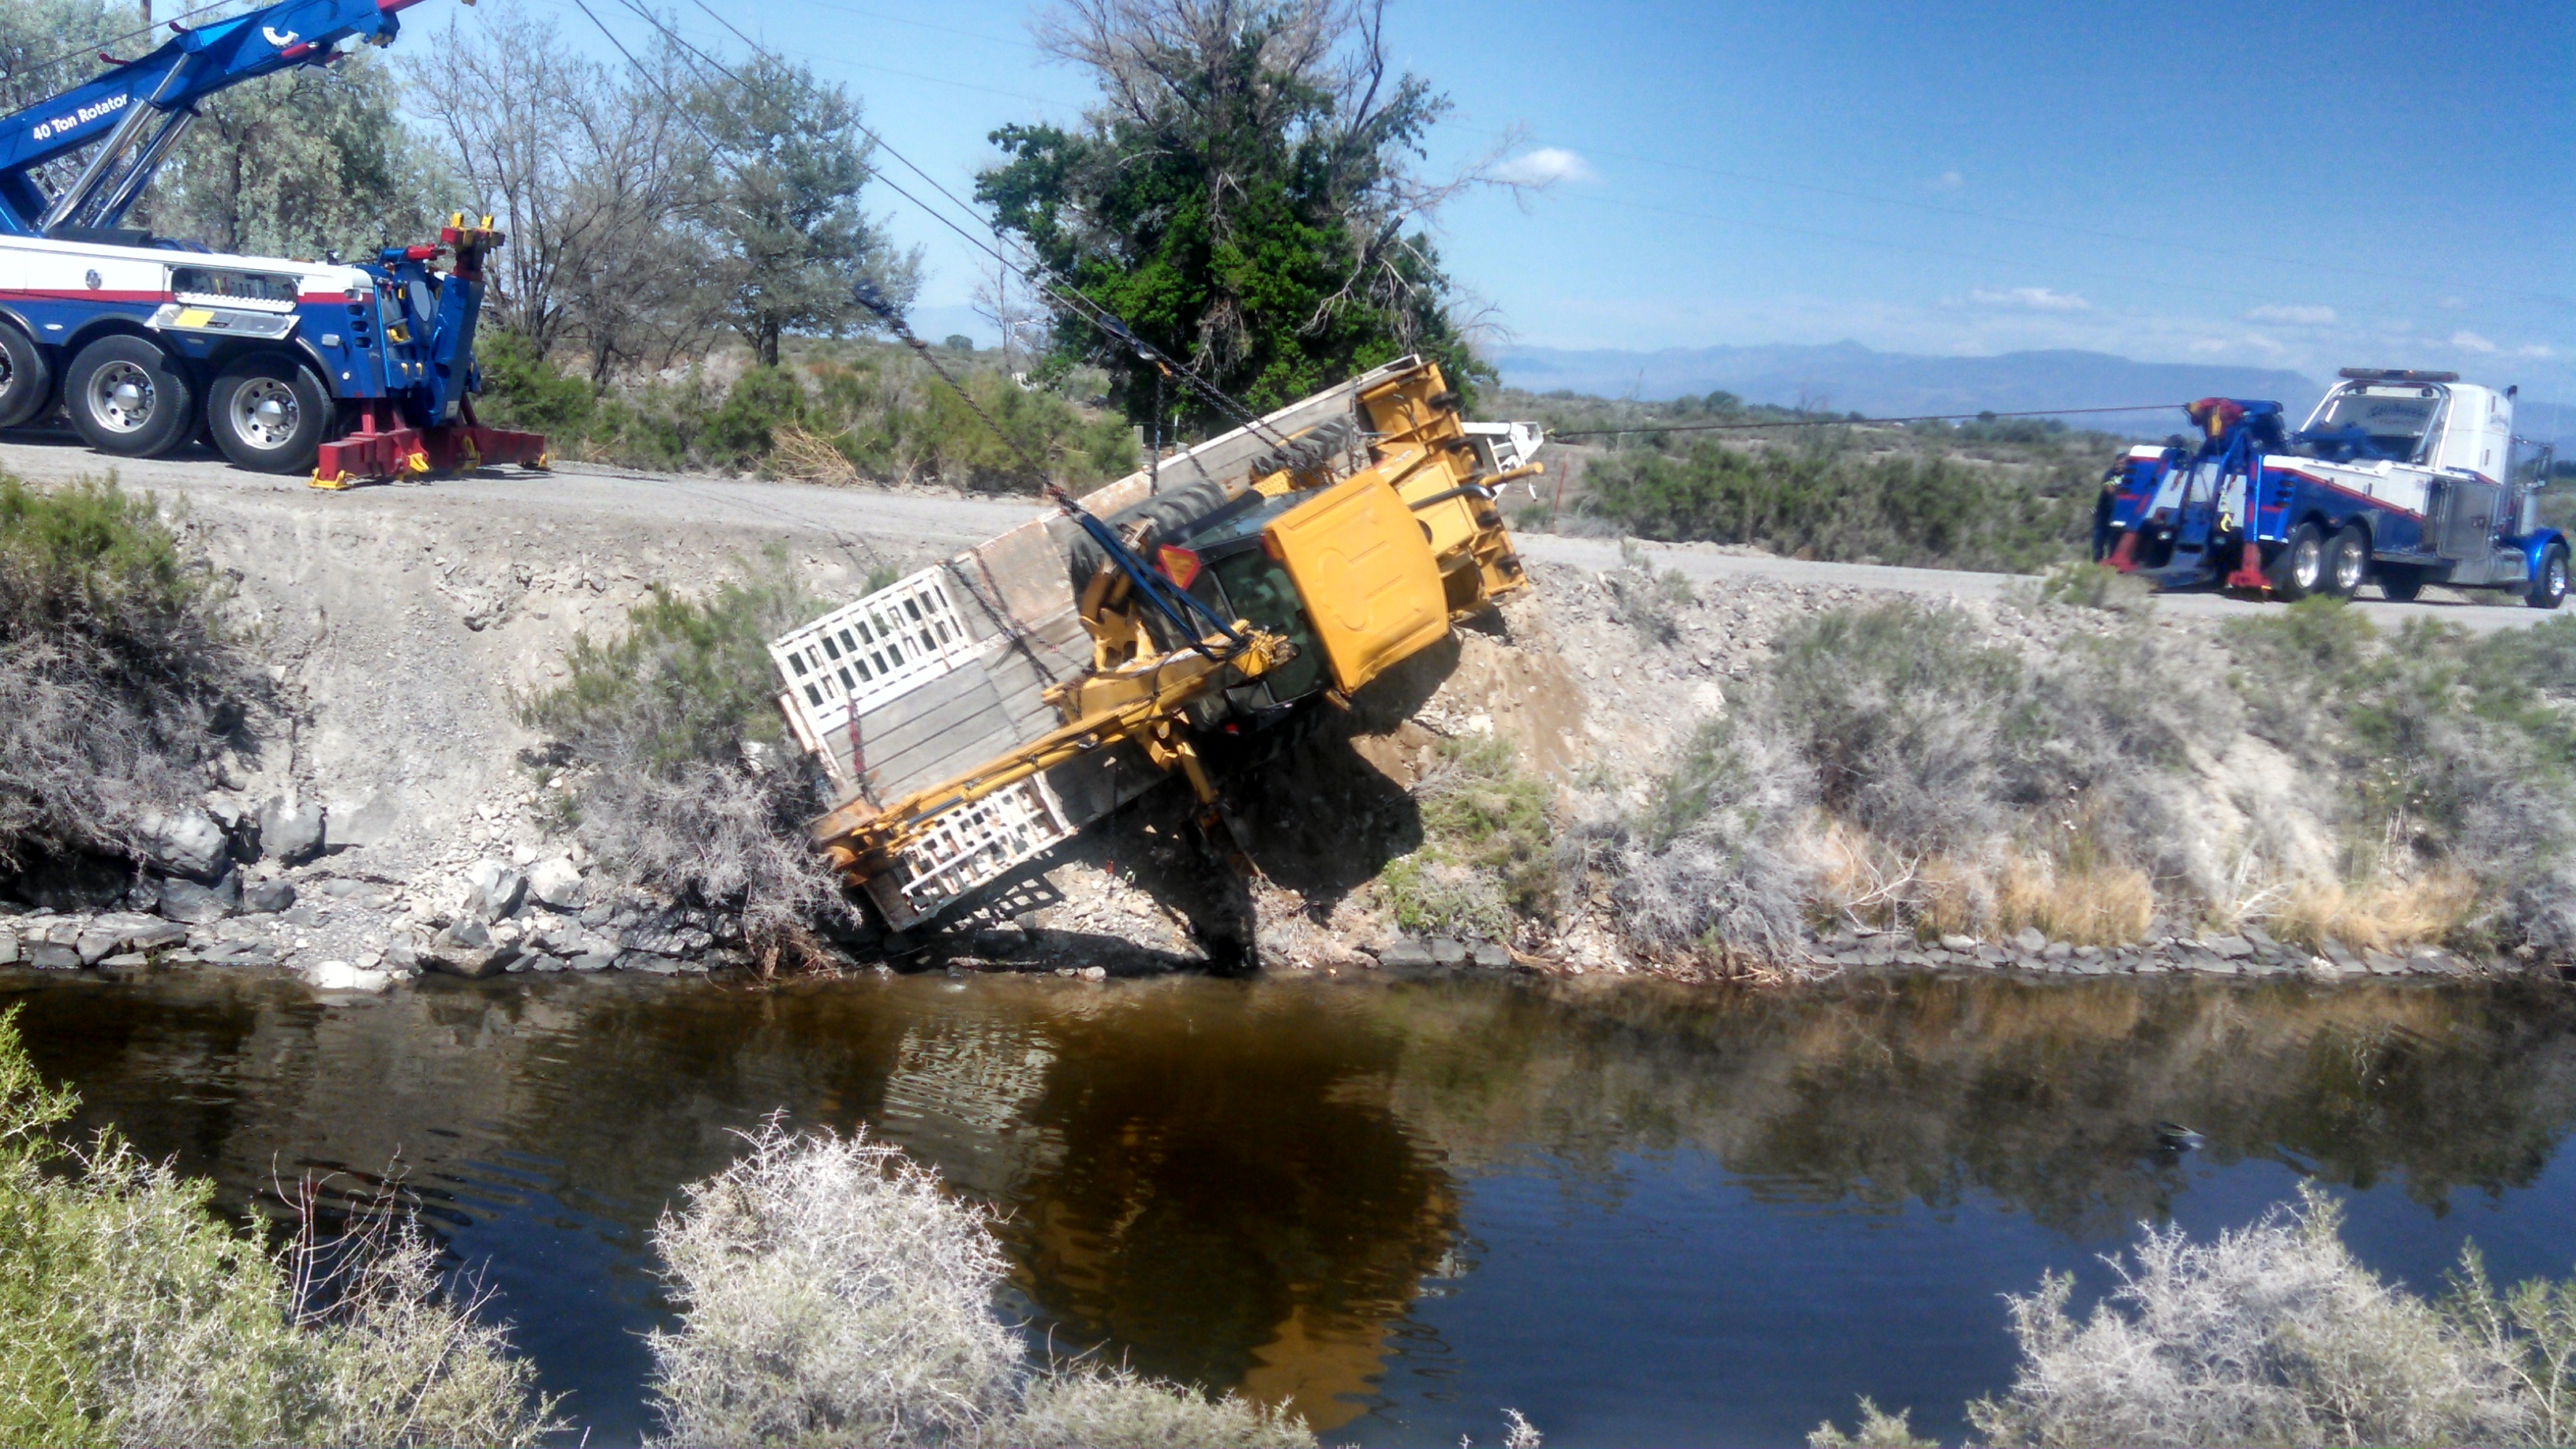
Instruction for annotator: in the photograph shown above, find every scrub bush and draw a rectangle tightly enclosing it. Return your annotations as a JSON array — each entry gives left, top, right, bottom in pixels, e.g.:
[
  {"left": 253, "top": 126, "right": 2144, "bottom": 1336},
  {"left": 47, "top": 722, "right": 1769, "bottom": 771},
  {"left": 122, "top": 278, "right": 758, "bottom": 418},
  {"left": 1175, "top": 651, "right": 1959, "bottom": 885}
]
[
  {"left": 0, "top": 1009, "right": 556, "bottom": 1447},
  {"left": 522, "top": 563, "right": 853, "bottom": 966},
  {"left": 477, "top": 335, "right": 1137, "bottom": 490},
  {"left": 1377, "top": 738, "right": 1560, "bottom": 940},
  {"left": 646, "top": 1118, "right": 1313, "bottom": 1448},
  {"left": 1579, "top": 440, "right": 2087, "bottom": 573},
  {"left": 0, "top": 477, "right": 254, "bottom": 875},
  {"left": 1571, "top": 716, "right": 1815, "bottom": 962}
]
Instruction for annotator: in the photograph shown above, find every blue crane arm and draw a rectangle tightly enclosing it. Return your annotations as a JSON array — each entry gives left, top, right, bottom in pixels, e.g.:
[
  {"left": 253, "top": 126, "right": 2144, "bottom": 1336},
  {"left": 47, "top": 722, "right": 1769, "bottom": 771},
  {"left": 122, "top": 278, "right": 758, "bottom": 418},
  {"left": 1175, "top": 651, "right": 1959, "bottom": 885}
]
[{"left": 0, "top": 0, "right": 430, "bottom": 237}]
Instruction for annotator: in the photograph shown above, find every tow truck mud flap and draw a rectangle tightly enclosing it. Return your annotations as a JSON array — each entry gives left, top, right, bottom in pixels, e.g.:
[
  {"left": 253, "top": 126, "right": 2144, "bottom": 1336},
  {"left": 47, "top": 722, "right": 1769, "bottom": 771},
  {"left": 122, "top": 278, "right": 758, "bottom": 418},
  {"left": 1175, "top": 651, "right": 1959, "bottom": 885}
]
[{"left": 311, "top": 423, "right": 549, "bottom": 488}]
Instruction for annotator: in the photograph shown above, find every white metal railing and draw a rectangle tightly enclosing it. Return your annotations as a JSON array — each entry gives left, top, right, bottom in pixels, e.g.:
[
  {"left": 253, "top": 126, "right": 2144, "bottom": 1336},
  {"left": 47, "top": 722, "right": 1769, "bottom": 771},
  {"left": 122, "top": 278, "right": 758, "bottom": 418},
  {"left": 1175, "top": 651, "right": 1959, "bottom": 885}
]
[
  {"left": 876, "top": 777, "right": 1070, "bottom": 927},
  {"left": 769, "top": 567, "right": 975, "bottom": 747}
]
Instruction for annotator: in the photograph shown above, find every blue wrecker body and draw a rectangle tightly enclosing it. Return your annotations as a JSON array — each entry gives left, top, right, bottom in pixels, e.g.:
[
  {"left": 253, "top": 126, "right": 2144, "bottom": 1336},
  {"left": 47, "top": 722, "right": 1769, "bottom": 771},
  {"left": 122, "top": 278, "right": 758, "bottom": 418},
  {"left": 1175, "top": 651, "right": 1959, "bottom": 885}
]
[
  {"left": 2098, "top": 369, "right": 2564, "bottom": 608},
  {"left": 0, "top": 0, "right": 543, "bottom": 483}
]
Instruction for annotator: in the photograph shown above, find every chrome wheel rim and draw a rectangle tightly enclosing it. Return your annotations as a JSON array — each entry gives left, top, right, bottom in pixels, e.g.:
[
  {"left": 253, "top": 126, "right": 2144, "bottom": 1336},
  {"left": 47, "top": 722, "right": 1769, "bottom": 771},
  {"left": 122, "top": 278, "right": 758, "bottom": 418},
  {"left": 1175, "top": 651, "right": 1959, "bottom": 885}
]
[
  {"left": 2552, "top": 556, "right": 2568, "bottom": 600},
  {"left": 89, "top": 360, "right": 154, "bottom": 433},
  {"left": 2292, "top": 536, "right": 2322, "bottom": 590},
  {"left": 2333, "top": 541, "right": 2364, "bottom": 593},
  {"left": 230, "top": 377, "right": 298, "bottom": 450}
]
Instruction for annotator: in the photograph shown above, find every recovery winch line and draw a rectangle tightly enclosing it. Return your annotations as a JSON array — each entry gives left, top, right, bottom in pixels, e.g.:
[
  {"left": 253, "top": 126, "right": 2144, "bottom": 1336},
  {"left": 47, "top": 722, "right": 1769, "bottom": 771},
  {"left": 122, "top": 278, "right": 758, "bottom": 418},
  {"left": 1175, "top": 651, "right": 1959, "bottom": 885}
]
[{"left": 1548, "top": 402, "right": 2192, "bottom": 440}]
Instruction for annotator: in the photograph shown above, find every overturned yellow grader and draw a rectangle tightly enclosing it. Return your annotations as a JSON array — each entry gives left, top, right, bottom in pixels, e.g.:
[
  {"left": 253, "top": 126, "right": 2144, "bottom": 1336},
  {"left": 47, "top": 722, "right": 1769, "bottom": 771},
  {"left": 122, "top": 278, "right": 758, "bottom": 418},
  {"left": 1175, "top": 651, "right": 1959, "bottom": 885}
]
[{"left": 767, "top": 356, "right": 1539, "bottom": 931}]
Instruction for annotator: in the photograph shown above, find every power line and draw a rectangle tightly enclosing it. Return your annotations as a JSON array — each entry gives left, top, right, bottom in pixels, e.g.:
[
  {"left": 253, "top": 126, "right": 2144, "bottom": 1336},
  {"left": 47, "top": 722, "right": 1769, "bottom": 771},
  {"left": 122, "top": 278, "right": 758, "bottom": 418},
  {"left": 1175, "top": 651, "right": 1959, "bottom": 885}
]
[{"left": 1546, "top": 402, "right": 2188, "bottom": 440}]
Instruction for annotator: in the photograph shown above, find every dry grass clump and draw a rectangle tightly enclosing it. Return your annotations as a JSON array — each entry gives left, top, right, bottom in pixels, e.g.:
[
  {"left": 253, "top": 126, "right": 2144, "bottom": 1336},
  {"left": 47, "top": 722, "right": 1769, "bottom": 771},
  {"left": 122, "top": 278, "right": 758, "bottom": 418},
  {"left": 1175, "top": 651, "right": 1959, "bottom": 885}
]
[
  {"left": 768, "top": 423, "right": 863, "bottom": 486},
  {"left": 2272, "top": 870, "right": 2482, "bottom": 954},
  {"left": 522, "top": 562, "right": 854, "bottom": 967},
  {"left": 646, "top": 1117, "right": 1312, "bottom": 1448},
  {"left": 0, "top": 1008, "right": 558, "bottom": 1447},
  {"left": 1994, "top": 855, "right": 2158, "bottom": 948},
  {"left": 0, "top": 476, "right": 256, "bottom": 875}
]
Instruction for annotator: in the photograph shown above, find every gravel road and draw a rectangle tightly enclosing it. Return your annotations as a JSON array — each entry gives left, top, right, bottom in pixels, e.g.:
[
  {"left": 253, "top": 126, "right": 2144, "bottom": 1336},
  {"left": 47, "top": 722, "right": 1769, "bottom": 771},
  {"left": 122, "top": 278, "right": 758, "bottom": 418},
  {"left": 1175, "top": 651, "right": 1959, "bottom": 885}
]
[{"left": 6, "top": 434, "right": 2558, "bottom": 634}]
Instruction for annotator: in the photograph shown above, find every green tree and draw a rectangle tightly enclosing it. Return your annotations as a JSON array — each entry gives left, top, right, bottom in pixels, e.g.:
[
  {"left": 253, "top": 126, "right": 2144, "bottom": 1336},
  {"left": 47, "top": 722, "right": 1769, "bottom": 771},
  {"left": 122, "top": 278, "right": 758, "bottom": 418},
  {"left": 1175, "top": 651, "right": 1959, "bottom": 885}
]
[
  {"left": 977, "top": 0, "right": 1492, "bottom": 431},
  {"left": 689, "top": 55, "right": 915, "bottom": 368},
  {"left": 153, "top": 49, "right": 445, "bottom": 257}
]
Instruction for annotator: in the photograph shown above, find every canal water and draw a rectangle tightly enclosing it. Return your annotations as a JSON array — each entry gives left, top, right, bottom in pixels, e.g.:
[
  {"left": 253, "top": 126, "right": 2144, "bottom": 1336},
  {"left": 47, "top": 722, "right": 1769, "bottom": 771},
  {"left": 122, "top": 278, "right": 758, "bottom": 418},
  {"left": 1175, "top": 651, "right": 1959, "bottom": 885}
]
[{"left": 6, "top": 967, "right": 2576, "bottom": 1447}]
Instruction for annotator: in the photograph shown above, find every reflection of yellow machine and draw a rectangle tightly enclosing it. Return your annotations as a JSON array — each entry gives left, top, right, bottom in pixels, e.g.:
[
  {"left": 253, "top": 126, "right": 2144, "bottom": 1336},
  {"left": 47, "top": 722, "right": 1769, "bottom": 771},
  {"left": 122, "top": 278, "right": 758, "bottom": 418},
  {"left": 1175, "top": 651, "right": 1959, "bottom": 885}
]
[{"left": 769, "top": 356, "right": 1535, "bottom": 930}]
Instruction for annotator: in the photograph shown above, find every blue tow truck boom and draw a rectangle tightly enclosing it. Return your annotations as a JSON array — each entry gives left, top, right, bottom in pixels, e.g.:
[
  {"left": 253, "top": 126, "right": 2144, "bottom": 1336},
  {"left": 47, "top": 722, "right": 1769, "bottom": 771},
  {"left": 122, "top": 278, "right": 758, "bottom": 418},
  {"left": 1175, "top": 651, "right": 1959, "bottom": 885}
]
[
  {"left": 2099, "top": 369, "right": 2565, "bottom": 608},
  {"left": 0, "top": 0, "right": 545, "bottom": 483}
]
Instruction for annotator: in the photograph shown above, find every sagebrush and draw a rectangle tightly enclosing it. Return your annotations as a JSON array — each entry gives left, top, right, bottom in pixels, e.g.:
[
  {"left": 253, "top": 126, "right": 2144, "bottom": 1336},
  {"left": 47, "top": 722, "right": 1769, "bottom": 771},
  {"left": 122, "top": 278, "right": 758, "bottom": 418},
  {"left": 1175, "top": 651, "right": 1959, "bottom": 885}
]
[
  {"left": 0, "top": 1008, "right": 558, "bottom": 1447},
  {"left": 0, "top": 476, "right": 255, "bottom": 877},
  {"left": 521, "top": 564, "right": 853, "bottom": 964},
  {"left": 647, "top": 1117, "right": 1313, "bottom": 1448}
]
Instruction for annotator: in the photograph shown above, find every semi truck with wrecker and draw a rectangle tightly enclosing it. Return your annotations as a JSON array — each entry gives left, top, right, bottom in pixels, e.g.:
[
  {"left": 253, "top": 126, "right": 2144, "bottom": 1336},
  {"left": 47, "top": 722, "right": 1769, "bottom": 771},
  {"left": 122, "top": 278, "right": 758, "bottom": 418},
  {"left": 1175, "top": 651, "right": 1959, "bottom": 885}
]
[
  {"left": 0, "top": 0, "right": 542, "bottom": 485},
  {"left": 766, "top": 355, "right": 1533, "bottom": 935},
  {"left": 2099, "top": 369, "right": 2563, "bottom": 608}
]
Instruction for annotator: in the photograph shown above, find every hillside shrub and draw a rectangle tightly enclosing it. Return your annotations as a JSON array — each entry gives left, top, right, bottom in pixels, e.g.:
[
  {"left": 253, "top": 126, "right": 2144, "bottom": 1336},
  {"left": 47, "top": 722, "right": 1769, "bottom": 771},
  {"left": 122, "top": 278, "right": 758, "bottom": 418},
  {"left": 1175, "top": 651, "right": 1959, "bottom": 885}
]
[
  {"left": 1377, "top": 738, "right": 1559, "bottom": 940},
  {"left": 521, "top": 562, "right": 852, "bottom": 966},
  {"left": 0, "top": 1009, "right": 558, "bottom": 1447},
  {"left": 0, "top": 477, "right": 253, "bottom": 875},
  {"left": 1579, "top": 440, "right": 2087, "bottom": 571},
  {"left": 474, "top": 335, "right": 1136, "bottom": 491}
]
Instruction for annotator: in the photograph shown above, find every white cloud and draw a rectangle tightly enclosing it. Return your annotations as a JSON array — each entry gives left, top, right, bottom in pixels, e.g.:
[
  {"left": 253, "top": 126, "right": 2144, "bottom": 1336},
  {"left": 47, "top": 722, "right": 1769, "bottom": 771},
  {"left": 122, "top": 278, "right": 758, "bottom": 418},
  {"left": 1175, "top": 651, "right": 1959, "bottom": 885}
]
[
  {"left": 1926, "top": 170, "right": 1964, "bottom": 191},
  {"left": 2439, "top": 296, "right": 2467, "bottom": 310},
  {"left": 2248, "top": 304, "right": 2337, "bottom": 326},
  {"left": 2451, "top": 330, "right": 2498, "bottom": 354},
  {"left": 2517, "top": 344, "right": 2558, "bottom": 359},
  {"left": 1490, "top": 147, "right": 1596, "bottom": 186},
  {"left": 1968, "top": 286, "right": 2089, "bottom": 313}
]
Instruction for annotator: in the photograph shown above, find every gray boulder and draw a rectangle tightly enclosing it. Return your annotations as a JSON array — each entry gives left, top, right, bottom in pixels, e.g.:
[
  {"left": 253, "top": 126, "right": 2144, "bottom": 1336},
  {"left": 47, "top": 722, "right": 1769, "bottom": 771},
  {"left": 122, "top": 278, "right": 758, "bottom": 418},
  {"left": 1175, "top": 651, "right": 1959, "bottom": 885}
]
[
  {"left": 526, "top": 856, "right": 583, "bottom": 910},
  {"left": 258, "top": 796, "right": 325, "bottom": 863},
  {"left": 1373, "top": 938, "right": 1435, "bottom": 969},
  {"left": 158, "top": 870, "right": 241, "bottom": 924},
  {"left": 136, "top": 809, "right": 231, "bottom": 881},
  {"left": 421, "top": 919, "right": 518, "bottom": 979},
  {"left": 242, "top": 878, "right": 297, "bottom": 914},
  {"left": 2013, "top": 926, "right": 2049, "bottom": 955},
  {"left": 463, "top": 859, "right": 526, "bottom": 922},
  {"left": 0, "top": 929, "right": 15, "bottom": 965}
]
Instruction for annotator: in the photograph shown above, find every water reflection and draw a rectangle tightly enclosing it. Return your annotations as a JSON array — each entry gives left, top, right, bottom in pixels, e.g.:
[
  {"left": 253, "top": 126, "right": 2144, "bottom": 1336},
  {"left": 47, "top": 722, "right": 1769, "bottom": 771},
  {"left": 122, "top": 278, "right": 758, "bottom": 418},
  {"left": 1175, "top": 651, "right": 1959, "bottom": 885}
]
[{"left": 2, "top": 969, "right": 2573, "bottom": 1443}]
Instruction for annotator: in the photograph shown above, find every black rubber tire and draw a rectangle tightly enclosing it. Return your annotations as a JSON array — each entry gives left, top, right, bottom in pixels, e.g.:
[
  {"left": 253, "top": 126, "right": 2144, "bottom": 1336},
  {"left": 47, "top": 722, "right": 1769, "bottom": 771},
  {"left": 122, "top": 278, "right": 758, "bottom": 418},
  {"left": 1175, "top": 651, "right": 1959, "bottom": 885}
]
[
  {"left": 2529, "top": 545, "right": 2569, "bottom": 611},
  {"left": 64, "top": 335, "right": 195, "bottom": 457},
  {"left": 206, "top": 356, "right": 331, "bottom": 472},
  {"left": 2377, "top": 564, "right": 2424, "bottom": 603},
  {"left": 0, "top": 321, "right": 52, "bottom": 428},
  {"left": 2323, "top": 523, "right": 2369, "bottom": 600},
  {"left": 2268, "top": 521, "right": 2324, "bottom": 601}
]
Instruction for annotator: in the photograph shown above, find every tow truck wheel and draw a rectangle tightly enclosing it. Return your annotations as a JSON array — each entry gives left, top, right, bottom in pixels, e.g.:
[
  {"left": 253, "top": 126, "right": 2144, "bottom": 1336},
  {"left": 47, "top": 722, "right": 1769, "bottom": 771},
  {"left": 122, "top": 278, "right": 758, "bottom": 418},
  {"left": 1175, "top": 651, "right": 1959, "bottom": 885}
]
[
  {"left": 207, "top": 358, "right": 329, "bottom": 472},
  {"left": 2269, "top": 522, "right": 2324, "bottom": 601},
  {"left": 2323, "top": 524, "right": 2369, "bottom": 601},
  {"left": 2529, "top": 545, "right": 2569, "bottom": 612},
  {"left": 66, "top": 335, "right": 194, "bottom": 458},
  {"left": 0, "top": 321, "right": 52, "bottom": 429}
]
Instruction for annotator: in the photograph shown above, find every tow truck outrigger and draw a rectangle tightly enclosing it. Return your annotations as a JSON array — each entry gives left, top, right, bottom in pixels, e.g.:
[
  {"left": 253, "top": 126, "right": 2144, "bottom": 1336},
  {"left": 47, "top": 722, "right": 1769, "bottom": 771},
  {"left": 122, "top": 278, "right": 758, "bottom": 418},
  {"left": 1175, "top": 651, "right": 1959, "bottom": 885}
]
[
  {"left": 0, "top": 0, "right": 543, "bottom": 484},
  {"left": 2098, "top": 369, "right": 2563, "bottom": 608}
]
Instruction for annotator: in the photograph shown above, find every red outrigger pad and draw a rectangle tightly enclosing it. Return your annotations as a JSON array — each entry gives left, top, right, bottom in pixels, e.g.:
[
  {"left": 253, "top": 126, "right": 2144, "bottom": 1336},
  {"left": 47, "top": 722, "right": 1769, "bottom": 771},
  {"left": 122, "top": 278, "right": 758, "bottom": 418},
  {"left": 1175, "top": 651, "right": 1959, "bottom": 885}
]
[{"left": 310, "top": 402, "right": 547, "bottom": 489}]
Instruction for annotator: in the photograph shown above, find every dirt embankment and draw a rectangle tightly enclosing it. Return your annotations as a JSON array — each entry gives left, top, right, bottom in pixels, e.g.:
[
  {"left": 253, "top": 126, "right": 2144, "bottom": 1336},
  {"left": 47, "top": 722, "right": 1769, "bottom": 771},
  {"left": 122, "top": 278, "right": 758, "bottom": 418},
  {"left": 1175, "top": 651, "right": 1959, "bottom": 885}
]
[{"left": 0, "top": 448, "right": 2545, "bottom": 991}]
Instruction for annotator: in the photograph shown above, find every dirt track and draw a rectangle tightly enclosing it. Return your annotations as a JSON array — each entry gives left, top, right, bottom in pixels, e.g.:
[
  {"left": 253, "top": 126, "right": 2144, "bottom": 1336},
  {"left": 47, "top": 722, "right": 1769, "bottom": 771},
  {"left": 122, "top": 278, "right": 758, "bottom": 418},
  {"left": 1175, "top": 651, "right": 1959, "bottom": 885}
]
[{"left": 11, "top": 432, "right": 2552, "bottom": 636}]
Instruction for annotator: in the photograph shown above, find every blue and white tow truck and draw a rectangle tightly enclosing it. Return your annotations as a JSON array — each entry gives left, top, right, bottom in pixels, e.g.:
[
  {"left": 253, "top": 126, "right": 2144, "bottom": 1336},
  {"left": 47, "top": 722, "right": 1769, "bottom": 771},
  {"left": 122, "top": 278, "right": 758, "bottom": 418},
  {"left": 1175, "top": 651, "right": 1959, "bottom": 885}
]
[
  {"left": 2099, "top": 369, "right": 2563, "bottom": 608},
  {"left": 0, "top": 0, "right": 543, "bottom": 484}
]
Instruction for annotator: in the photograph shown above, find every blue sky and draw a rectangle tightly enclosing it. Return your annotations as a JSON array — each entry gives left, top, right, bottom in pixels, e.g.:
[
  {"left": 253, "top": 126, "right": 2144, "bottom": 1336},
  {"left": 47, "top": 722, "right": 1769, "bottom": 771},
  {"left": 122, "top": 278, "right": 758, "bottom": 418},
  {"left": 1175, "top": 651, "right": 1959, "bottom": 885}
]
[{"left": 526, "top": 0, "right": 2574, "bottom": 399}]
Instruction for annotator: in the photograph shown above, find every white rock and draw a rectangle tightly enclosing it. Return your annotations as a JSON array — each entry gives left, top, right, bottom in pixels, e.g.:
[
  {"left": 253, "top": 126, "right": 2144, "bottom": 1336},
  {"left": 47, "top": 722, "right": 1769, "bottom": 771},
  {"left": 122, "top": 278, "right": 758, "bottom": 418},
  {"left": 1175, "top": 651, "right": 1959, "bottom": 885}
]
[
  {"left": 511, "top": 844, "right": 536, "bottom": 867},
  {"left": 526, "top": 856, "right": 583, "bottom": 909},
  {"left": 309, "top": 960, "right": 392, "bottom": 992}
]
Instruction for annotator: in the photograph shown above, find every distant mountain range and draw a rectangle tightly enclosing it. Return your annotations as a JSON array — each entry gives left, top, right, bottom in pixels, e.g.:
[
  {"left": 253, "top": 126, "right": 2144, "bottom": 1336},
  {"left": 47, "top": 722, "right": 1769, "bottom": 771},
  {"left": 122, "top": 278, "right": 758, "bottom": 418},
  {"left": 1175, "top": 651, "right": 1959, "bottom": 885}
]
[{"left": 1493, "top": 341, "right": 2323, "bottom": 436}]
